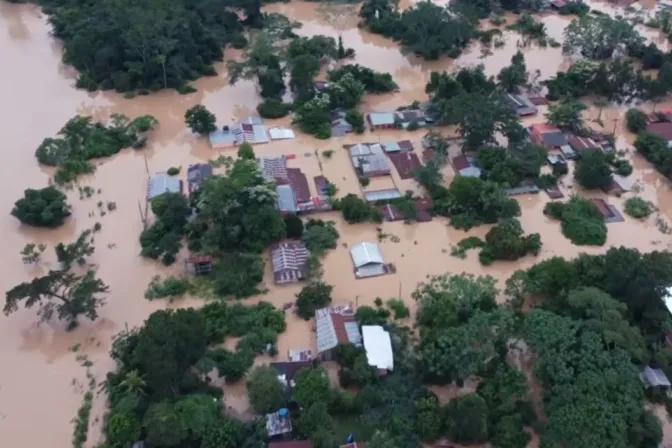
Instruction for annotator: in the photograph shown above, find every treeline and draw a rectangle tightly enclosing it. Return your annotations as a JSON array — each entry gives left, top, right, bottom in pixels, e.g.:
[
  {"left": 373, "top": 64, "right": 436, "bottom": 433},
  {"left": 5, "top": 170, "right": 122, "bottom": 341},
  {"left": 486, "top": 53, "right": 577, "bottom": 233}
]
[{"left": 40, "top": 0, "right": 266, "bottom": 93}]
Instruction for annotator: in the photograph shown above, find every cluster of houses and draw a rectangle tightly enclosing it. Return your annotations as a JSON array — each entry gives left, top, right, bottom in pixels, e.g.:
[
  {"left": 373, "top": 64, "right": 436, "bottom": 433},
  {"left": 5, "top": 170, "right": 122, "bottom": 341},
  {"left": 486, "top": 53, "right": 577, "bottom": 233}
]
[
  {"left": 266, "top": 311, "right": 393, "bottom": 446},
  {"left": 208, "top": 116, "right": 296, "bottom": 149}
]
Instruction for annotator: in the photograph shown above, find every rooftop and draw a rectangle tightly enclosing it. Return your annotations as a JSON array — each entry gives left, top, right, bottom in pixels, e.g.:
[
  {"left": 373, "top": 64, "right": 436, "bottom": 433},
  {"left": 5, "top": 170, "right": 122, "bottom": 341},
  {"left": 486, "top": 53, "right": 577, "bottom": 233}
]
[
  {"left": 147, "top": 174, "right": 181, "bottom": 200},
  {"left": 270, "top": 360, "right": 313, "bottom": 388},
  {"left": 276, "top": 184, "right": 297, "bottom": 213},
  {"left": 350, "top": 242, "right": 384, "bottom": 268},
  {"left": 362, "top": 325, "right": 394, "bottom": 371},
  {"left": 348, "top": 143, "right": 390, "bottom": 176},
  {"left": 452, "top": 155, "right": 481, "bottom": 177},
  {"left": 567, "top": 135, "right": 598, "bottom": 151},
  {"left": 270, "top": 242, "right": 309, "bottom": 284},
  {"left": 315, "top": 306, "right": 362, "bottom": 354},
  {"left": 269, "top": 442, "right": 314, "bottom": 448},
  {"left": 646, "top": 121, "right": 672, "bottom": 142},
  {"left": 367, "top": 112, "right": 396, "bottom": 126},
  {"left": 388, "top": 151, "right": 422, "bottom": 179},
  {"left": 187, "top": 163, "right": 213, "bottom": 192},
  {"left": 641, "top": 366, "right": 671, "bottom": 388},
  {"left": 266, "top": 410, "right": 292, "bottom": 437}
]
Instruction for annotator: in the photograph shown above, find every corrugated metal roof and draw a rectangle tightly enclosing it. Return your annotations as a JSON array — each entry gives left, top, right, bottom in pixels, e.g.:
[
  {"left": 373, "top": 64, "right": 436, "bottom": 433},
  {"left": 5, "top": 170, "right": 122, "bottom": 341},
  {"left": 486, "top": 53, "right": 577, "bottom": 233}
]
[
  {"left": 269, "top": 127, "right": 295, "bottom": 140},
  {"left": 368, "top": 112, "right": 396, "bottom": 126},
  {"left": 350, "top": 242, "right": 384, "bottom": 268},
  {"left": 364, "top": 189, "right": 402, "bottom": 202},
  {"left": 147, "top": 174, "right": 181, "bottom": 199},
  {"left": 276, "top": 185, "right": 297, "bottom": 212}
]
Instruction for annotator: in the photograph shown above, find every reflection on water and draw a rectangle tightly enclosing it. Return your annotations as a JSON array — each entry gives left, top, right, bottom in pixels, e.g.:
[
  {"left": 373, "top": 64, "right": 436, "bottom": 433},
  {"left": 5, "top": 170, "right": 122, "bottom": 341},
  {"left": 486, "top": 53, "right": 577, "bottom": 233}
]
[{"left": 2, "top": 1, "right": 672, "bottom": 446}]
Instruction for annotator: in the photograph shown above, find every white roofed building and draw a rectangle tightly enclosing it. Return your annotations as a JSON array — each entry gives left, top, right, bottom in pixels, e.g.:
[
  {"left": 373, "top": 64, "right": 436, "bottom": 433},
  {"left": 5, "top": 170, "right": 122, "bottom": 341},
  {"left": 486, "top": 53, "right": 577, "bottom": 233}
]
[
  {"left": 362, "top": 325, "right": 394, "bottom": 373},
  {"left": 350, "top": 242, "right": 385, "bottom": 278}
]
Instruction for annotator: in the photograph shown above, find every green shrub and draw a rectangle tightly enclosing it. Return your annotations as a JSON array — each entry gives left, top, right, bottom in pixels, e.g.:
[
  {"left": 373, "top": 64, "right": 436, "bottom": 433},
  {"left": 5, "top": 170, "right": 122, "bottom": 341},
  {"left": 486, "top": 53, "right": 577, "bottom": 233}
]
[
  {"left": 284, "top": 213, "right": 304, "bottom": 238},
  {"left": 387, "top": 298, "right": 410, "bottom": 319},
  {"left": 625, "top": 108, "right": 648, "bottom": 133},
  {"left": 624, "top": 197, "right": 653, "bottom": 219},
  {"left": 11, "top": 187, "right": 71, "bottom": 228},
  {"left": 144, "top": 275, "right": 191, "bottom": 300},
  {"left": 543, "top": 195, "right": 607, "bottom": 246},
  {"left": 257, "top": 98, "right": 292, "bottom": 119},
  {"left": 359, "top": 176, "right": 370, "bottom": 187},
  {"left": 167, "top": 166, "right": 180, "bottom": 176},
  {"left": 614, "top": 159, "right": 633, "bottom": 176}
]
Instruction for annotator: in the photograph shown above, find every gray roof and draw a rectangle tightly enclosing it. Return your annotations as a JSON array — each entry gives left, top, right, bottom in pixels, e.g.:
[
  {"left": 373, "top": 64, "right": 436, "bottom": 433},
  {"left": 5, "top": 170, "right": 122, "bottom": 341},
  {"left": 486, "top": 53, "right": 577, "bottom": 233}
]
[
  {"left": 276, "top": 185, "right": 297, "bottom": 212},
  {"left": 209, "top": 128, "right": 237, "bottom": 147},
  {"left": 147, "top": 174, "right": 181, "bottom": 200},
  {"left": 315, "top": 306, "right": 362, "bottom": 354},
  {"left": 187, "top": 164, "right": 213, "bottom": 191},
  {"left": 364, "top": 189, "right": 402, "bottom": 202},
  {"left": 381, "top": 141, "right": 401, "bottom": 153},
  {"left": 266, "top": 411, "right": 292, "bottom": 437},
  {"left": 368, "top": 112, "right": 396, "bottom": 126},
  {"left": 350, "top": 242, "right": 384, "bottom": 268},
  {"left": 560, "top": 144, "right": 576, "bottom": 158},
  {"left": 349, "top": 143, "right": 389, "bottom": 175},
  {"left": 240, "top": 115, "right": 263, "bottom": 125},
  {"left": 641, "top": 366, "right": 671, "bottom": 387},
  {"left": 543, "top": 131, "right": 568, "bottom": 148}
]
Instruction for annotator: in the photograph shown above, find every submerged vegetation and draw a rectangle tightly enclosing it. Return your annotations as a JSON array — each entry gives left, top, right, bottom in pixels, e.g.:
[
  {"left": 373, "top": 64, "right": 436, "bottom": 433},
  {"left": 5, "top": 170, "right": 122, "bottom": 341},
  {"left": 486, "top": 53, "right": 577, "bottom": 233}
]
[
  {"left": 35, "top": 115, "right": 157, "bottom": 185},
  {"left": 544, "top": 195, "right": 607, "bottom": 246},
  {"left": 11, "top": 187, "right": 71, "bottom": 228}
]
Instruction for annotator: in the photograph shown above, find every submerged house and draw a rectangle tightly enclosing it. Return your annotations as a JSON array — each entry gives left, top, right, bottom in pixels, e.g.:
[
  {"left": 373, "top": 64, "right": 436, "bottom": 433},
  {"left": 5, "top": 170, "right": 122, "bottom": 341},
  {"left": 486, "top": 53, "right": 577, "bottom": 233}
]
[
  {"left": 366, "top": 110, "right": 429, "bottom": 130},
  {"left": 529, "top": 123, "right": 568, "bottom": 150},
  {"left": 348, "top": 143, "right": 391, "bottom": 177},
  {"left": 315, "top": 306, "right": 362, "bottom": 361},
  {"left": 270, "top": 242, "right": 309, "bottom": 284},
  {"left": 451, "top": 155, "right": 481, "bottom": 177},
  {"left": 147, "top": 173, "right": 182, "bottom": 200},
  {"left": 640, "top": 366, "right": 671, "bottom": 389},
  {"left": 504, "top": 93, "right": 538, "bottom": 116},
  {"left": 187, "top": 163, "right": 213, "bottom": 193},
  {"left": 350, "top": 242, "right": 396, "bottom": 278},
  {"left": 208, "top": 116, "right": 269, "bottom": 148},
  {"left": 362, "top": 325, "right": 394, "bottom": 373}
]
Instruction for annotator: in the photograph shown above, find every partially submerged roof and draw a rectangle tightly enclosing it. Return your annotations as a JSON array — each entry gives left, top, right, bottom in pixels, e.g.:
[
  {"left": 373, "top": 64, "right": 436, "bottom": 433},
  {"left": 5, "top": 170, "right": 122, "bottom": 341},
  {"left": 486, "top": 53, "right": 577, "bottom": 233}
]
[
  {"left": 388, "top": 151, "right": 422, "bottom": 179},
  {"left": 368, "top": 112, "right": 396, "bottom": 126},
  {"left": 350, "top": 242, "right": 384, "bottom": 268},
  {"left": 505, "top": 94, "right": 538, "bottom": 116},
  {"left": 187, "top": 163, "right": 213, "bottom": 192},
  {"left": 147, "top": 174, "right": 181, "bottom": 200},
  {"left": 276, "top": 184, "right": 297, "bottom": 213},
  {"left": 269, "top": 127, "right": 296, "bottom": 140},
  {"left": 646, "top": 122, "right": 672, "bottom": 142},
  {"left": 567, "top": 135, "right": 598, "bottom": 151},
  {"left": 452, "top": 155, "right": 481, "bottom": 177},
  {"left": 270, "top": 242, "right": 309, "bottom": 284},
  {"left": 348, "top": 143, "right": 390, "bottom": 176},
  {"left": 364, "top": 189, "right": 402, "bottom": 202},
  {"left": 315, "top": 306, "right": 362, "bottom": 354},
  {"left": 259, "top": 156, "right": 288, "bottom": 182},
  {"left": 270, "top": 360, "right": 313, "bottom": 387},
  {"left": 362, "top": 325, "right": 394, "bottom": 371}
]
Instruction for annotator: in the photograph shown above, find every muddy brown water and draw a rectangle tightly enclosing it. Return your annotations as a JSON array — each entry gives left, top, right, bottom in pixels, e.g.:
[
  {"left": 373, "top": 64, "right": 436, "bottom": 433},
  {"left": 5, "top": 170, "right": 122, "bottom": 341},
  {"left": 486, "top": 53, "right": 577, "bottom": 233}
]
[{"left": 2, "top": 1, "right": 672, "bottom": 446}]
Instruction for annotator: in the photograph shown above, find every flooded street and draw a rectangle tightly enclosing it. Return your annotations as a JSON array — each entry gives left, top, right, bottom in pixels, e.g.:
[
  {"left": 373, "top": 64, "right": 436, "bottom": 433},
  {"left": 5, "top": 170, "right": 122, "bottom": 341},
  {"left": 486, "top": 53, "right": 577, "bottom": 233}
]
[{"left": 3, "top": 0, "right": 672, "bottom": 446}]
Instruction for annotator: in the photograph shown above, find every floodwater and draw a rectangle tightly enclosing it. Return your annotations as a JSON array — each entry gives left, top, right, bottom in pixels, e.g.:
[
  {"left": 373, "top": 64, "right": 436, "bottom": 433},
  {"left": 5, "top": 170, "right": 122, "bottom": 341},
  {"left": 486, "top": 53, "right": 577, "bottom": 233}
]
[{"left": 2, "top": 0, "right": 672, "bottom": 446}]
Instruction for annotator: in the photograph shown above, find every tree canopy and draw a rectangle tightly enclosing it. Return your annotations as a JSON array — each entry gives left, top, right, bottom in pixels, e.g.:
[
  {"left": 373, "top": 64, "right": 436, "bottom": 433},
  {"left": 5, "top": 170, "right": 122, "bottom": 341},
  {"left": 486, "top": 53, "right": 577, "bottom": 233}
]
[{"left": 11, "top": 187, "right": 71, "bottom": 228}]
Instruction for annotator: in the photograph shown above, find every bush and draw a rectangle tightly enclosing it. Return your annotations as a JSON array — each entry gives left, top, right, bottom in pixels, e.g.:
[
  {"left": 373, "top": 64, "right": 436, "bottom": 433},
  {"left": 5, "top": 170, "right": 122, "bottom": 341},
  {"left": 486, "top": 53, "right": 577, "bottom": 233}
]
[
  {"left": 535, "top": 174, "right": 557, "bottom": 189},
  {"left": 185, "top": 105, "right": 217, "bottom": 135},
  {"left": 327, "top": 64, "right": 397, "bottom": 93},
  {"left": 237, "top": 142, "right": 255, "bottom": 160},
  {"left": 296, "top": 282, "right": 333, "bottom": 320},
  {"left": 626, "top": 108, "right": 648, "bottom": 133},
  {"left": 386, "top": 298, "right": 410, "bottom": 319},
  {"left": 479, "top": 218, "right": 541, "bottom": 264},
  {"left": 11, "top": 187, "right": 71, "bottom": 228},
  {"left": 355, "top": 305, "right": 389, "bottom": 326},
  {"left": 634, "top": 132, "right": 672, "bottom": 177},
  {"left": 345, "top": 109, "right": 365, "bottom": 134},
  {"left": 139, "top": 192, "right": 191, "bottom": 265},
  {"left": 167, "top": 166, "right": 180, "bottom": 176},
  {"left": 144, "top": 275, "right": 191, "bottom": 300},
  {"left": 257, "top": 98, "right": 292, "bottom": 119},
  {"left": 624, "top": 197, "right": 653, "bottom": 219},
  {"left": 445, "top": 393, "right": 489, "bottom": 444},
  {"left": 574, "top": 150, "right": 613, "bottom": 189},
  {"left": 614, "top": 159, "right": 633, "bottom": 176},
  {"left": 543, "top": 195, "right": 607, "bottom": 246},
  {"left": 302, "top": 219, "right": 339, "bottom": 254},
  {"left": 335, "top": 194, "right": 381, "bottom": 224},
  {"left": 284, "top": 214, "right": 304, "bottom": 238},
  {"left": 359, "top": 176, "right": 370, "bottom": 186}
]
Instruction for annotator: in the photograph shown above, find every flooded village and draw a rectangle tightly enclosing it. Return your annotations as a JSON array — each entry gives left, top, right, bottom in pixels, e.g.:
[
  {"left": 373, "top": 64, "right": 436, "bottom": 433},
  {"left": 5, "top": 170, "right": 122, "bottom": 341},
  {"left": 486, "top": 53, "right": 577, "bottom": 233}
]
[{"left": 5, "top": 0, "right": 672, "bottom": 447}]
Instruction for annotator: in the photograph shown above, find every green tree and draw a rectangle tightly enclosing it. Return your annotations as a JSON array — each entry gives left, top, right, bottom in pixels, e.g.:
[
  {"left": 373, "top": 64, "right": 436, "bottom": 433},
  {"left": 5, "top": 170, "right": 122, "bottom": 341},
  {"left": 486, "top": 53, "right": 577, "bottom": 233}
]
[
  {"left": 11, "top": 187, "right": 71, "bottom": 228},
  {"left": 143, "top": 401, "right": 188, "bottom": 447},
  {"left": 497, "top": 50, "right": 528, "bottom": 93},
  {"left": 106, "top": 410, "right": 142, "bottom": 448},
  {"left": 328, "top": 72, "right": 366, "bottom": 109},
  {"left": 346, "top": 108, "right": 365, "bottom": 134},
  {"left": 140, "top": 192, "right": 191, "bottom": 265},
  {"left": 289, "top": 54, "right": 321, "bottom": 103},
  {"left": 228, "top": 32, "right": 285, "bottom": 99},
  {"left": 546, "top": 99, "right": 586, "bottom": 134},
  {"left": 574, "top": 150, "right": 613, "bottom": 189},
  {"left": 20, "top": 243, "right": 46, "bottom": 265},
  {"left": 444, "top": 393, "right": 489, "bottom": 444},
  {"left": 302, "top": 219, "right": 339, "bottom": 254},
  {"left": 293, "top": 93, "right": 332, "bottom": 139},
  {"left": 293, "top": 367, "right": 331, "bottom": 408},
  {"left": 4, "top": 270, "right": 108, "bottom": 327},
  {"left": 480, "top": 218, "right": 542, "bottom": 265},
  {"left": 296, "top": 282, "right": 333, "bottom": 320},
  {"left": 283, "top": 214, "right": 304, "bottom": 239},
  {"left": 563, "top": 14, "right": 643, "bottom": 60},
  {"left": 337, "top": 193, "right": 381, "bottom": 224},
  {"left": 185, "top": 105, "right": 217, "bottom": 135},
  {"left": 624, "top": 197, "right": 653, "bottom": 219},
  {"left": 55, "top": 230, "right": 95, "bottom": 269},
  {"left": 246, "top": 366, "right": 286, "bottom": 414},
  {"left": 625, "top": 108, "right": 647, "bottom": 133},
  {"left": 211, "top": 252, "right": 265, "bottom": 299},
  {"left": 237, "top": 142, "right": 255, "bottom": 160},
  {"left": 295, "top": 402, "right": 335, "bottom": 440},
  {"left": 201, "top": 418, "right": 245, "bottom": 448},
  {"left": 415, "top": 396, "right": 442, "bottom": 442}
]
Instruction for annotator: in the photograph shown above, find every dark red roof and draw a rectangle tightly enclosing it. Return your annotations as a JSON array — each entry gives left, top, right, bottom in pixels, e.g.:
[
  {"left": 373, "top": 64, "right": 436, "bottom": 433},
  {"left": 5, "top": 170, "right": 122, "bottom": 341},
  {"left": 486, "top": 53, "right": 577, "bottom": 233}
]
[
  {"left": 270, "top": 360, "right": 313, "bottom": 383},
  {"left": 567, "top": 135, "right": 597, "bottom": 151},
  {"left": 241, "top": 123, "right": 254, "bottom": 132},
  {"left": 287, "top": 168, "right": 311, "bottom": 203},
  {"left": 646, "top": 122, "right": 672, "bottom": 141},
  {"left": 187, "top": 254, "right": 212, "bottom": 264},
  {"left": 269, "top": 442, "right": 314, "bottom": 448},
  {"left": 330, "top": 312, "right": 356, "bottom": 345},
  {"left": 590, "top": 198, "right": 615, "bottom": 218},
  {"left": 452, "top": 155, "right": 471, "bottom": 171},
  {"left": 398, "top": 140, "right": 413, "bottom": 150},
  {"left": 388, "top": 151, "right": 422, "bottom": 179},
  {"left": 528, "top": 96, "right": 549, "bottom": 106}
]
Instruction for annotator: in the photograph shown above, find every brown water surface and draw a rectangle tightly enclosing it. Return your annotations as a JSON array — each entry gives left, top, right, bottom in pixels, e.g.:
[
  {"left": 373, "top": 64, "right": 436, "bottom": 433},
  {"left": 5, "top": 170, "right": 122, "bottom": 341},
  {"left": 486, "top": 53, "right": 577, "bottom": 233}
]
[{"left": 2, "top": 1, "right": 672, "bottom": 447}]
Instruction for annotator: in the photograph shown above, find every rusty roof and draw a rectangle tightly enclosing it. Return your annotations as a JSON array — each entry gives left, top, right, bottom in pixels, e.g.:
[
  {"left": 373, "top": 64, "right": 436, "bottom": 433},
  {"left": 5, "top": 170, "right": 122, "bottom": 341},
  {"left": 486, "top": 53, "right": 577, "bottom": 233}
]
[{"left": 646, "top": 122, "right": 672, "bottom": 141}]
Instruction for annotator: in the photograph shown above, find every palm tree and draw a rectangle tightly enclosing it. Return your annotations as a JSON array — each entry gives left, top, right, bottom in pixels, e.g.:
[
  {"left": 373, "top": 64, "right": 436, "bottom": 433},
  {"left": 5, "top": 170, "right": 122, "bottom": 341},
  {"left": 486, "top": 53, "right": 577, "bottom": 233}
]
[{"left": 119, "top": 369, "right": 147, "bottom": 396}]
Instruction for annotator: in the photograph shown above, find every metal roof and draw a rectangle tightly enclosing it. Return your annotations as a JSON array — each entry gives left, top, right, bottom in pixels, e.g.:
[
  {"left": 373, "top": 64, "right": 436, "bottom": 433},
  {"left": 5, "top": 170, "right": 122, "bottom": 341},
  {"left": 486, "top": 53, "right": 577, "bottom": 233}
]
[
  {"left": 368, "top": 112, "right": 396, "bottom": 126},
  {"left": 147, "top": 174, "right": 181, "bottom": 200},
  {"left": 315, "top": 306, "right": 361, "bottom": 354},
  {"left": 362, "top": 325, "right": 394, "bottom": 371},
  {"left": 350, "top": 242, "right": 384, "bottom": 268},
  {"left": 269, "top": 127, "right": 296, "bottom": 140},
  {"left": 276, "top": 185, "right": 297, "bottom": 212},
  {"left": 641, "top": 366, "right": 671, "bottom": 388},
  {"left": 364, "top": 189, "right": 402, "bottom": 202}
]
